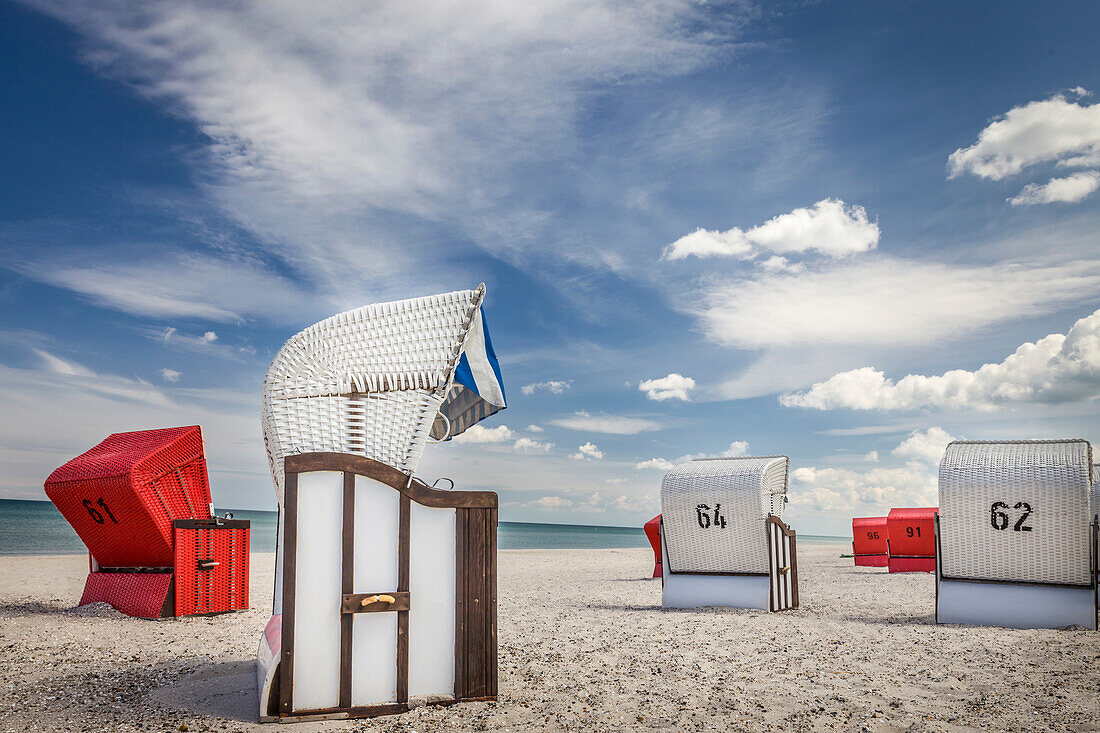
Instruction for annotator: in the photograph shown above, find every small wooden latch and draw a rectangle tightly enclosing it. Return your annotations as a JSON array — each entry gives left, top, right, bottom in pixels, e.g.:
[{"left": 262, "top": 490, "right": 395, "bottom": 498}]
[
  {"left": 197, "top": 559, "right": 220, "bottom": 570},
  {"left": 778, "top": 566, "right": 790, "bottom": 574},
  {"left": 340, "top": 591, "right": 410, "bottom": 614}
]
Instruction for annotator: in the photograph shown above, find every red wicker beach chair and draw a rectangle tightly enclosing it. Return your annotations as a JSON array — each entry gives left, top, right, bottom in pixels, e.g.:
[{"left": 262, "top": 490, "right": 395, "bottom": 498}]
[
  {"left": 644, "top": 514, "right": 662, "bottom": 578},
  {"left": 44, "top": 426, "right": 249, "bottom": 618},
  {"left": 851, "top": 516, "right": 888, "bottom": 567},
  {"left": 886, "top": 507, "right": 937, "bottom": 572}
]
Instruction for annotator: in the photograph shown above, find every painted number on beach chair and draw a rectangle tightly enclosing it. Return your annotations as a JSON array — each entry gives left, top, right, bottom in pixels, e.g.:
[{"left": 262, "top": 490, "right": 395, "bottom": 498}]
[
  {"left": 989, "top": 501, "right": 1032, "bottom": 532},
  {"left": 905, "top": 526, "right": 921, "bottom": 538},
  {"left": 866, "top": 531, "right": 881, "bottom": 540},
  {"left": 82, "top": 497, "right": 119, "bottom": 525},
  {"left": 695, "top": 503, "right": 727, "bottom": 530}
]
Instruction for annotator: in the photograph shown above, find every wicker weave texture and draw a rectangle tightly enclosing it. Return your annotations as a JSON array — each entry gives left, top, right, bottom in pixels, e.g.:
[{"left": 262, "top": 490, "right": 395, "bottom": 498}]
[
  {"left": 44, "top": 426, "right": 212, "bottom": 567},
  {"left": 661, "top": 456, "right": 789, "bottom": 574},
  {"left": 939, "top": 440, "right": 1093, "bottom": 585},
  {"left": 80, "top": 571, "right": 172, "bottom": 618},
  {"left": 262, "top": 289, "right": 483, "bottom": 503},
  {"left": 173, "top": 524, "right": 250, "bottom": 615},
  {"left": 1092, "top": 464, "right": 1099, "bottom": 522}
]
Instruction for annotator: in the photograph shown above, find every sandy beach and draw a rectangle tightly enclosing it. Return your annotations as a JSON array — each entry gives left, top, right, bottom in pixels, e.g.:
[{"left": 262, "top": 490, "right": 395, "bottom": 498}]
[{"left": 1, "top": 543, "right": 1097, "bottom": 732}]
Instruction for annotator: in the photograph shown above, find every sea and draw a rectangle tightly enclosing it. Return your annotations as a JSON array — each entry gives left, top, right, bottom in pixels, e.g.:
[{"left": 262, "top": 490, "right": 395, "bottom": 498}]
[{"left": 0, "top": 499, "right": 847, "bottom": 555}]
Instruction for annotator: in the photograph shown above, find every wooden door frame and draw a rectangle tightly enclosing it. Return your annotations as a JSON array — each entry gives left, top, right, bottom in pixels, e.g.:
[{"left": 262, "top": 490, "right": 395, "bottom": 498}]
[{"left": 278, "top": 452, "right": 497, "bottom": 721}]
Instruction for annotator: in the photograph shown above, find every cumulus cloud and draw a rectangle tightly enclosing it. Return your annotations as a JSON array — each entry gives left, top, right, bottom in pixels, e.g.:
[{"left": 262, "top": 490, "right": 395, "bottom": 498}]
[
  {"left": 662, "top": 199, "right": 879, "bottom": 261},
  {"left": 550, "top": 411, "right": 661, "bottom": 435},
  {"left": 526, "top": 424, "right": 544, "bottom": 433},
  {"left": 948, "top": 90, "right": 1100, "bottom": 180},
  {"left": 891, "top": 427, "right": 958, "bottom": 464},
  {"left": 513, "top": 437, "right": 554, "bottom": 453},
  {"left": 638, "top": 373, "right": 695, "bottom": 401},
  {"left": 525, "top": 496, "right": 573, "bottom": 509},
  {"left": 863, "top": 451, "right": 878, "bottom": 462},
  {"left": 781, "top": 308, "right": 1100, "bottom": 411},
  {"left": 788, "top": 462, "right": 937, "bottom": 513},
  {"left": 521, "top": 380, "right": 571, "bottom": 395},
  {"left": 1008, "top": 171, "right": 1100, "bottom": 206},
  {"left": 636, "top": 440, "right": 749, "bottom": 470},
  {"left": 698, "top": 257, "right": 1100, "bottom": 349},
  {"left": 570, "top": 442, "right": 604, "bottom": 460},
  {"left": 635, "top": 457, "right": 676, "bottom": 471},
  {"left": 452, "top": 424, "right": 515, "bottom": 443},
  {"left": 160, "top": 368, "right": 182, "bottom": 383}
]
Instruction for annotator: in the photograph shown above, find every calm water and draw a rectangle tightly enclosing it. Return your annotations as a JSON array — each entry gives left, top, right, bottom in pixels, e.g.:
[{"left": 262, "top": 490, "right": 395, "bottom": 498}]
[{"left": 0, "top": 499, "right": 846, "bottom": 554}]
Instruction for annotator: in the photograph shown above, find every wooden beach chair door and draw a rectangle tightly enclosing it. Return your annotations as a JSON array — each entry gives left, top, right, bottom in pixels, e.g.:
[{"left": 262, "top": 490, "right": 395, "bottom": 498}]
[
  {"left": 278, "top": 453, "right": 497, "bottom": 719},
  {"left": 767, "top": 516, "right": 799, "bottom": 611}
]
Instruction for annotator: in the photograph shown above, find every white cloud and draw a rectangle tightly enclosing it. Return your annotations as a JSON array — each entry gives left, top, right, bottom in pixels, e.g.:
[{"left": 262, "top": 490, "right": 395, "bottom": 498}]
[
  {"left": 525, "top": 496, "right": 573, "bottom": 509},
  {"left": 550, "top": 411, "right": 662, "bottom": 435},
  {"left": 34, "top": 349, "right": 94, "bottom": 378},
  {"left": 0, "top": 353, "right": 269, "bottom": 505},
  {"left": 697, "top": 256, "right": 1100, "bottom": 349},
  {"left": 782, "top": 308, "right": 1100, "bottom": 411},
  {"left": 788, "top": 462, "right": 937, "bottom": 513},
  {"left": 513, "top": 437, "right": 554, "bottom": 453},
  {"left": 662, "top": 199, "right": 879, "bottom": 261},
  {"left": 201, "top": 331, "right": 218, "bottom": 343},
  {"left": 25, "top": 0, "right": 737, "bottom": 302},
  {"left": 526, "top": 424, "right": 544, "bottom": 433},
  {"left": 638, "top": 373, "right": 695, "bottom": 401},
  {"left": 636, "top": 440, "right": 748, "bottom": 470},
  {"left": 451, "top": 424, "right": 515, "bottom": 444},
  {"left": 862, "top": 451, "right": 879, "bottom": 462},
  {"left": 635, "top": 458, "right": 676, "bottom": 471},
  {"left": 160, "top": 368, "right": 182, "bottom": 383},
  {"left": 1008, "top": 171, "right": 1100, "bottom": 206},
  {"left": 948, "top": 90, "right": 1100, "bottom": 180},
  {"left": 570, "top": 442, "right": 604, "bottom": 460},
  {"left": 16, "top": 249, "right": 316, "bottom": 323},
  {"left": 891, "top": 427, "right": 958, "bottom": 465},
  {"left": 521, "top": 380, "right": 571, "bottom": 395}
]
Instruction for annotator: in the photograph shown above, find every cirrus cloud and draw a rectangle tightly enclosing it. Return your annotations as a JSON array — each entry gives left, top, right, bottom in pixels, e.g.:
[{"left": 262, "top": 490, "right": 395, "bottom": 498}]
[{"left": 550, "top": 411, "right": 662, "bottom": 435}]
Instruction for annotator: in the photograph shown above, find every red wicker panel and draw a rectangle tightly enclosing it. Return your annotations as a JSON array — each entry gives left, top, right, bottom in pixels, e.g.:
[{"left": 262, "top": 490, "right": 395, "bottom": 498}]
[
  {"left": 173, "top": 522, "right": 250, "bottom": 615},
  {"left": 887, "top": 555, "right": 936, "bottom": 573},
  {"left": 80, "top": 571, "right": 172, "bottom": 618},
  {"left": 44, "top": 426, "right": 212, "bottom": 567},
  {"left": 886, "top": 507, "right": 937, "bottom": 558}
]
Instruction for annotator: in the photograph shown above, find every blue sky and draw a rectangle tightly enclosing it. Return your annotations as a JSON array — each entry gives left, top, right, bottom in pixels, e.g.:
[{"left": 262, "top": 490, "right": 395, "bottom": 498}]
[{"left": 1, "top": 0, "right": 1098, "bottom": 535}]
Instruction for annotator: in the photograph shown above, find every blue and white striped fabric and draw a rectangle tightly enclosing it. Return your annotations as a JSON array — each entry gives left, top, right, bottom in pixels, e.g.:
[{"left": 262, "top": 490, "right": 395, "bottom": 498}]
[{"left": 434, "top": 308, "right": 507, "bottom": 440}]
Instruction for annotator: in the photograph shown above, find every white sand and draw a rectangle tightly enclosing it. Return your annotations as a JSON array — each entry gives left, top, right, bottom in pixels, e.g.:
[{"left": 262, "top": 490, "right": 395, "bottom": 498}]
[{"left": 0, "top": 544, "right": 1097, "bottom": 732}]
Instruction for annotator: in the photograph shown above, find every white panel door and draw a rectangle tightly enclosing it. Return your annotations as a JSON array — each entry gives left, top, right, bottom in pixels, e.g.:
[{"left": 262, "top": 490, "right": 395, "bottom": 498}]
[
  {"left": 292, "top": 471, "right": 343, "bottom": 711},
  {"left": 351, "top": 475, "right": 400, "bottom": 706},
  {"left": 408, "top": 503, "right": 456, "bottom": 698}
]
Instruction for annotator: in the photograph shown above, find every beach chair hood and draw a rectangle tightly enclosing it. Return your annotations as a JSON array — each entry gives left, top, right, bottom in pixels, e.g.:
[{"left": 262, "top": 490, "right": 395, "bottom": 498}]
[{"left": 262, "top": 284, "right": 506, "bottom": 505}]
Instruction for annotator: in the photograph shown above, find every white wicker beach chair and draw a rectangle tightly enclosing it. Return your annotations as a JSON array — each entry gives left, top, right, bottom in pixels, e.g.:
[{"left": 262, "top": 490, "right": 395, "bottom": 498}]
[
  {"left": 935, "top": 440, "right": 1098, "bottom": 630},
  {"left": 256, "top": 286, "right": 507, "bottom": 721},
  {"left": 660, "top": 456, "right": 798, "bottom": 611}
]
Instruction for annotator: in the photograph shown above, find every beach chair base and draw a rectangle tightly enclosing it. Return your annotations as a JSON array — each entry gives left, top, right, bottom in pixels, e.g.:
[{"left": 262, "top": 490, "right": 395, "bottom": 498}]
[
  {"left": 662, "top": 573, "right": 772, "bottom": 610},
  {"left": 936, "top": 578, "right": 1097, "bottom": 630},
  {"left": 854, "top": 554, "right": 888, "bottom": 567},
  {"left": 888, "top": 556, "right": 935, "bottom": 573},
  {"left": 80, "top": 570, "right": 174, "bottom": 618}
]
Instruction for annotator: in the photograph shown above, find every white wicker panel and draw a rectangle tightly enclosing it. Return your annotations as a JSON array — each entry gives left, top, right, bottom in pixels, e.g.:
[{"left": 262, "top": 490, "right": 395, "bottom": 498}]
[
  {"left": 661, "top": 456, "right": 788, "bottom": 574},
  {"left": 939, "top": 440, "right": 1093, "bottom": 585},
  {"left": 263, "top": 288, "right": 483, "bottom": 505},
  {"left": 1092, "top": 464, "right": 1099, "bottom": 523}
]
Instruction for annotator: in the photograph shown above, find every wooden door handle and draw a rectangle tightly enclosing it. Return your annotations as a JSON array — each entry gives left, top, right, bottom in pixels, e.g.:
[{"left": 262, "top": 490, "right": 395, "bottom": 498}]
[
  {"left": 360, "top": 594, "right": 396, "bottom": 607},
  {"left": 197, "top": 559, "right": 220, "bottom": 570}
]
